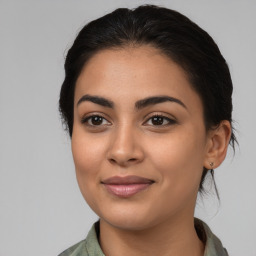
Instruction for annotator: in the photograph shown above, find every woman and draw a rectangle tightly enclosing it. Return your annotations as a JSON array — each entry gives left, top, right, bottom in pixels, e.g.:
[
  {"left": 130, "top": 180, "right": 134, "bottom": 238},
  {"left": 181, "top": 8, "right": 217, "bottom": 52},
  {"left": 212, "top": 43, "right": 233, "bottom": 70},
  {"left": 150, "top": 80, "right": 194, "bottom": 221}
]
[{"left": 58, "top": 4, "right": 235, "bottom": 256}]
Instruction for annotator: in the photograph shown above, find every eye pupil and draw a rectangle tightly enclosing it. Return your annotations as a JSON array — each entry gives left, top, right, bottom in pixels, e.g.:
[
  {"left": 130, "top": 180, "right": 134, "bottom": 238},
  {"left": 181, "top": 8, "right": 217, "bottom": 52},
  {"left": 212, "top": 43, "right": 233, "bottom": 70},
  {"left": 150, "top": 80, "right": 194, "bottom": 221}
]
[
  {"left": 91, "top": 116, "right": 103, "bottom": 125},
  {"left": 152, "top": 116, "right": 164, "bottom": 125}
]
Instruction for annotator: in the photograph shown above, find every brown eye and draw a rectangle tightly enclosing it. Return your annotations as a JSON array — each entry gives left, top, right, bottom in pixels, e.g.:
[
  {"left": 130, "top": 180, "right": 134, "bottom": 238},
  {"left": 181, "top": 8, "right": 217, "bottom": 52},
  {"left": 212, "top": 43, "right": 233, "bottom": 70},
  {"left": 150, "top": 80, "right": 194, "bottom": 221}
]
[
  {"left": 145, "top": 115, "right": 176, "bottom": 126},
  {"left": 152, "top": 116, "right": 164, "bottom": 125},
  {"left": 81, "top": 115, "right": 111, "bottom": 126},
  {"left": 91, "top": 116, "right": 103, "bottom": 125}
]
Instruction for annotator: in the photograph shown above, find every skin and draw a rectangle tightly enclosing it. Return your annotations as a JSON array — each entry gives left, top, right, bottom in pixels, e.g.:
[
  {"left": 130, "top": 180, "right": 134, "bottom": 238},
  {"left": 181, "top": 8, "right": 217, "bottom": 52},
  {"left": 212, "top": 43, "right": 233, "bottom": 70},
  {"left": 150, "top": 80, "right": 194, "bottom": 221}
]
[{"left": 72, "top": 45, "right": 231, "bottom": 256}]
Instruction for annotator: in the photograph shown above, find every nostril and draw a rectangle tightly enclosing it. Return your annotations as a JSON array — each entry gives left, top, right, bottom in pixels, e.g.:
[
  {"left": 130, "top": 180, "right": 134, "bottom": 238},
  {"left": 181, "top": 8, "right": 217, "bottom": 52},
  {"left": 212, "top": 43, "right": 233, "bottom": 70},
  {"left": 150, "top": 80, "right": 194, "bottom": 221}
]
[
  {"left": 109, "top": 159, "right": 116, "bottom": 164},
  {"left": 108, "top": 157, "right": 138, "bottom": 165}
]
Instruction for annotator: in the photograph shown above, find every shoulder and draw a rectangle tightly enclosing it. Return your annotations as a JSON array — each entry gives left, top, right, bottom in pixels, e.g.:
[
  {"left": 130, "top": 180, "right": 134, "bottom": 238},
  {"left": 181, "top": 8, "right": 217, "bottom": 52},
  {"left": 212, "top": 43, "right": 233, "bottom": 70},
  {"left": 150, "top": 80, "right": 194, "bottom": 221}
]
[
  {"left": 58, "top": 221, "right": 104, "bottom": 256},
  {"left": 195, "top": 218, "right": 229, "bottom": 256},
  {"left": 58, "top": 239, "right": 88, "bottom": 256}
]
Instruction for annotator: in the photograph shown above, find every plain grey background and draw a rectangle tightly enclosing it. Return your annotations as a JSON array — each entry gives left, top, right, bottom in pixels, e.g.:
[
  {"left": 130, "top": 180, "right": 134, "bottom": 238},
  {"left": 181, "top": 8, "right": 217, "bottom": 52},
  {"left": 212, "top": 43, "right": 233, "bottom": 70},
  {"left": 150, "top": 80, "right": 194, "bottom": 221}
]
[{"left": 0, "top": 0, "right": 255, "bottom": 255}]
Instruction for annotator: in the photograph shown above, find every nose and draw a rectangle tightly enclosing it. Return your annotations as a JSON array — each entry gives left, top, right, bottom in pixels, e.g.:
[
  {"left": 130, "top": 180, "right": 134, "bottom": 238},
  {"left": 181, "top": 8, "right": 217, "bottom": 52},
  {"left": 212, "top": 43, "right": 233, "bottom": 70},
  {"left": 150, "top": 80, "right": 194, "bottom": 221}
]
[{"left": 107, "top": 124, "right": 145, "bottom": 167}]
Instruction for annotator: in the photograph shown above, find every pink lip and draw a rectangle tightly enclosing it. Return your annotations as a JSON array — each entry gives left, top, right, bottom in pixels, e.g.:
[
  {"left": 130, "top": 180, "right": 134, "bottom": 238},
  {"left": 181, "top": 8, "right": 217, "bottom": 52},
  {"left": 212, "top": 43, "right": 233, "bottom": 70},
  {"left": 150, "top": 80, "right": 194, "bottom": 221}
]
[{"left": 101, "top": 175, "right": 154, "bottom": 198}]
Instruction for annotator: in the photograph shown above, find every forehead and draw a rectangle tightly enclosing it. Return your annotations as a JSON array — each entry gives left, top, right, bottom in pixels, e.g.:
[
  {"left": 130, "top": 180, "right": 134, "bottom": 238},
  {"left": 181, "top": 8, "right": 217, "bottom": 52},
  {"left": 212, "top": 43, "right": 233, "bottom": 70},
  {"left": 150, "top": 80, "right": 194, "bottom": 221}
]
[{"left": 75, "top": 45, "right": 203, "bottom": 112}]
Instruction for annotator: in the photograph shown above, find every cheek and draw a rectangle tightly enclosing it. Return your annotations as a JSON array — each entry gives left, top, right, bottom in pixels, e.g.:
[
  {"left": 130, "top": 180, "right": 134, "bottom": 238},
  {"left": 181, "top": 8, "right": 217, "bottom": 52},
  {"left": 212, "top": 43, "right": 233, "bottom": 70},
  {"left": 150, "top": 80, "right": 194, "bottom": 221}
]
[
  {"left": 71, "top": 133, "right": 105, "bottom": 194},
  {"left": 147, "top": 128, "right": 206, "bottom": 192}
]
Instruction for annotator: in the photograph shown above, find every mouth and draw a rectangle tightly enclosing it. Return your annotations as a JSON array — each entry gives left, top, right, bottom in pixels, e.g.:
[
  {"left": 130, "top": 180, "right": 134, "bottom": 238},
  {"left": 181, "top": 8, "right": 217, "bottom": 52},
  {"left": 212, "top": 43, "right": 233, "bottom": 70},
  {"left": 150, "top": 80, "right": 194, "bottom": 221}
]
[{"left": 101, "top": 175, "right": 155, "bottom": 198}]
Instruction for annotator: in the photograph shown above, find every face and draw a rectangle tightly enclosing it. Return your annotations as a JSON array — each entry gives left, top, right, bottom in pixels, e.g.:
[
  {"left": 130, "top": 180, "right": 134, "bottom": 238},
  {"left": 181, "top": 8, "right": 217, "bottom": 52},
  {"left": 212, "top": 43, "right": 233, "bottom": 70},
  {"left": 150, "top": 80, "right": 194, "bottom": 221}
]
[{"left": 72, "top": 46, "right": 212, "bottom": 231}]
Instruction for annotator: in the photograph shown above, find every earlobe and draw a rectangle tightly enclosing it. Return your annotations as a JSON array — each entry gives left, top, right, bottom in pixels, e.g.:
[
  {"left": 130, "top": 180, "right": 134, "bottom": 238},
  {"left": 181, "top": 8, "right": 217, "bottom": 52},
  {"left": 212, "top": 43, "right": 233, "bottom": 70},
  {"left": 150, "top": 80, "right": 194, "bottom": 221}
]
[{"left": 204, "top": 120, "right": 231, "bottom": 169}]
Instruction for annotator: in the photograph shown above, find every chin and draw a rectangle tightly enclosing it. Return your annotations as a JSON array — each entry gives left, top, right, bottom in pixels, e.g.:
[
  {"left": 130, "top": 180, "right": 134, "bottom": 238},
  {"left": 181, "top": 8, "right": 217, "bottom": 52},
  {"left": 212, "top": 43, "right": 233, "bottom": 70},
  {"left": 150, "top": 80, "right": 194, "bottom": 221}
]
[{"left": 98, "top": 206, "right": 159, "bottom": 231}]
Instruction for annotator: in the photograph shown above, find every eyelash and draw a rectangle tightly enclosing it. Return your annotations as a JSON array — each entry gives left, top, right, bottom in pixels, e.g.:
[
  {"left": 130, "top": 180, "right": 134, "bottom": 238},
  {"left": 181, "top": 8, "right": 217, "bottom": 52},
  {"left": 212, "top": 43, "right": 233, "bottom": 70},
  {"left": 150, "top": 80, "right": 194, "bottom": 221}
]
[
  {"left": 81, "top": 114, "right": 111, "bottom": 127},
  {"left": 81, "top": 113, "right": 177, "bottom": 128},
  {"left": 144, "top": 114, "right": 177, "bottom": 126}
]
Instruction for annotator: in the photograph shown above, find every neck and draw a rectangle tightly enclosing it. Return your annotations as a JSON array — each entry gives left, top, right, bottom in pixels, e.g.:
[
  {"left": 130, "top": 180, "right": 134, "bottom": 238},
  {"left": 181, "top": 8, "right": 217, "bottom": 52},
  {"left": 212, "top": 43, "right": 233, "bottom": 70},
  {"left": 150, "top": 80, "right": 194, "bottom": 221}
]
[{"left": 99, "top": 216, "right": 205, "bottom": 256}]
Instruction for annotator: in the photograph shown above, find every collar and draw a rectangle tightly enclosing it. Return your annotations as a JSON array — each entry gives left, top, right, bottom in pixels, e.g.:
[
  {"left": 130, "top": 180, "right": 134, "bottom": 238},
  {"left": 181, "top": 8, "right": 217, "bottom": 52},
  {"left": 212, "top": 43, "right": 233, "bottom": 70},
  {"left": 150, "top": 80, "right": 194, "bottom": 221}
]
[
  {"left": 59, "top": 218, "right": 228, "bottom": 256},
  {"left": 194, "top": 218, "right": 229, "bottom": 256}
]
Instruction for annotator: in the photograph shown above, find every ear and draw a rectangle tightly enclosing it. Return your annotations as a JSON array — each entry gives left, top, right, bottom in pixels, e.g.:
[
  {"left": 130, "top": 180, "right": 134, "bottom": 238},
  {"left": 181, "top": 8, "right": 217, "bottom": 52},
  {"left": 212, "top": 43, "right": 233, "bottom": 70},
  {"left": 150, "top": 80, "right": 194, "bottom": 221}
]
[{"left": 204, "top": 120, "right": 231, "bottom": 169}]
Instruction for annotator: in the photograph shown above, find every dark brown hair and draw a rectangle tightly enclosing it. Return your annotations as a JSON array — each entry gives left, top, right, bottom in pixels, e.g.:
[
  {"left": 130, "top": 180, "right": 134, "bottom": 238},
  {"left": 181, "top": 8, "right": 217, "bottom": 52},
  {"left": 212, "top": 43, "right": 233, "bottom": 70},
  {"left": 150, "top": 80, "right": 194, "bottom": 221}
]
[{"left": 59, "top": 4, "right": 236, "bottom": 195}]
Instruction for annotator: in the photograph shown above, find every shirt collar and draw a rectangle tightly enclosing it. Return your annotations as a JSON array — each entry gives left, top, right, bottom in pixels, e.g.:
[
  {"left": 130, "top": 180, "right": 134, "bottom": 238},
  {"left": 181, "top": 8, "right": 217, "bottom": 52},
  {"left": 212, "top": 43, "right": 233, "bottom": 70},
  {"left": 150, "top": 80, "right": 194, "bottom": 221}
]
[
  {"left": 85, "top": 218, "right": 228, "bottom": 256},
  {"left": 195, "top": 218, "right": 229, "bottom": 256}
]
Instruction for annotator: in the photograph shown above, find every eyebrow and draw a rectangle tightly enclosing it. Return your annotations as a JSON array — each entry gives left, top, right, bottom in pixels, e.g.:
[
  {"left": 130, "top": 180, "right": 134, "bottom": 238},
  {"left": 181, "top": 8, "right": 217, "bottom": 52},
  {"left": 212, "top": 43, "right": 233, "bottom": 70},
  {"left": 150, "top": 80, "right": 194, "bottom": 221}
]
[
  {"left": 135, "top": 96, "right": 187, "bottom": 110},
  {"left": 77, "top": 94, "right": 114, "bottom": 108},
  {"left": 77, "top": 94, "right": 187, "bottom": 110}
]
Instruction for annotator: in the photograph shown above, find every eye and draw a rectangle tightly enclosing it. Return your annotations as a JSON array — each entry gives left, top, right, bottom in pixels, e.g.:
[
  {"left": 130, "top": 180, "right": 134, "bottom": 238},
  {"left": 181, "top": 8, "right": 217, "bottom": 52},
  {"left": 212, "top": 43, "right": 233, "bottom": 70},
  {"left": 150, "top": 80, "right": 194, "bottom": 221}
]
[
  {"left": 81, "top": 115, "right": 111, "bottom": 126},
  {"left": 144, "top": 114, "right": 176, "bottom": 126}
]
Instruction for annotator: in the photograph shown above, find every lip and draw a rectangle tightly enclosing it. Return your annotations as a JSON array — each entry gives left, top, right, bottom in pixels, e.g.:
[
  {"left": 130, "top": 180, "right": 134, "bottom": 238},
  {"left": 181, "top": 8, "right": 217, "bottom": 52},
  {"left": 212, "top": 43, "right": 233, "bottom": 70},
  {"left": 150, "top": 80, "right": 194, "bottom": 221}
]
[{"left": 101, "top": 175, "right": 155, "bottom": 198}]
